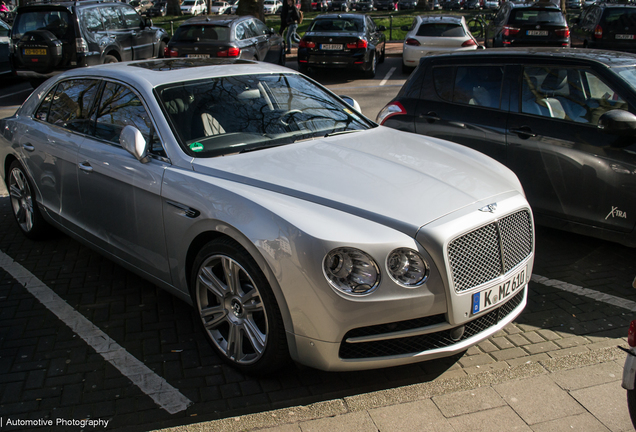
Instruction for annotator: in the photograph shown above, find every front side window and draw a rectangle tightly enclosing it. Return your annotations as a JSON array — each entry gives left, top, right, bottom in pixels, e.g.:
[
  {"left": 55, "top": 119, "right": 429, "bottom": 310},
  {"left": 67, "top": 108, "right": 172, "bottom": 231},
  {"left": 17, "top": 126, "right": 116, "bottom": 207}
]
[
  {"left": 93, "top": 82, "right": 157, "bottom": 147},
  {"left": 157, "top": 73, "right": 373, "bottom": 157},
  {"left": 46, "top": 79, "right": 101, "bottom": 133},
  {"left": 521, "top": 66, "right": 627, "bottom": 124},
  {"left": 120, "top": 6, "right": 143, "bottom": 29}
]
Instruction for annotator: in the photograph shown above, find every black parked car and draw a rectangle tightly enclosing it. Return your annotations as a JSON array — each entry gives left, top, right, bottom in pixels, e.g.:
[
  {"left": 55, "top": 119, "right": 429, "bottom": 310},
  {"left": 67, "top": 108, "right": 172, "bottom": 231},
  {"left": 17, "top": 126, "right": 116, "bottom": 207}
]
[
  {"left": 374, "top": 0, "right": 397, "bottom": 10},
  {"left": 572, "top": 3, "right": 636, "bottom": 52},
  {"left": 399, "top": 0, "right": 418, "bottom": 9},
  {"left": 148, "top": 1, "right": 167, "bottom": 17},
  {"left": 9, "top": 1, "right": 169, "bottom": 78},
  {"left": 331, "top": 0, "right": 355, "bottom": 10},
  {"left": 355, "top": 0, "right": 375, "bottom": 11},
  {"left": 165, "top": 15, "right": 285, "bottom": 65},
  {"left": 486, "top": 0, "right": 570, "bottom": 47},
  {"left": 297, "top": 13, "right": 386, "bottom": 77},
  {"left": 377, "top": 48, "right": 636, "bottom": 247}
]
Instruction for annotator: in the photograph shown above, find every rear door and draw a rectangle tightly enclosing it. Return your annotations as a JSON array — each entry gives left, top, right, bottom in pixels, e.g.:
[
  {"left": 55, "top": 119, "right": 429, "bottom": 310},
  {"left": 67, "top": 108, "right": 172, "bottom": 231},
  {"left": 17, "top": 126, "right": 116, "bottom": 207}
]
[
  {"left": 506, "top": 63, "right": 636, "bottom": 232},
  {"left": 413, "top": 62, "right": 509, "bottom": 164}
]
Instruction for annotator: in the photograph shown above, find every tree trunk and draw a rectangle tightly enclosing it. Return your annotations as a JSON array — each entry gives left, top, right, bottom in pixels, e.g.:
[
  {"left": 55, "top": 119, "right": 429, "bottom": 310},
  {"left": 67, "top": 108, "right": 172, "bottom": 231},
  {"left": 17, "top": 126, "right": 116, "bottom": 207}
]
[
  {"left": 168, "top": 0, "right": 183, "bottom": 16},
  {"left": 237, "top": 0, "right": 265, "bottom": 21}
]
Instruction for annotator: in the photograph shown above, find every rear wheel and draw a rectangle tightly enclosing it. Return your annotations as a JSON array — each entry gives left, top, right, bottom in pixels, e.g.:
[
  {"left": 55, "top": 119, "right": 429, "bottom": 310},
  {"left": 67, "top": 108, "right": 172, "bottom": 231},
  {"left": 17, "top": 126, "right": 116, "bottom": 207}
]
[
  {"left": 190, "top": 238, "right": 289, "bottom": 374},
  {"left": 8, "top": 160, "right": 49, "bottom": 239},
  {"left": 103, "top": 55, "right": 118, "bottom": 64},
  {"left": 365, "top": 53, "right": 377, "bottom": 78}
]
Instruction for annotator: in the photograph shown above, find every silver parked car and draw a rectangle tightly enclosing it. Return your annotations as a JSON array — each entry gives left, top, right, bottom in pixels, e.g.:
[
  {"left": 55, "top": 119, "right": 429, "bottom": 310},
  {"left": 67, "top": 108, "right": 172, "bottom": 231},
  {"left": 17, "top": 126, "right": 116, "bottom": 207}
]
[{"left": 0, "top": 58, "right": 535, "bottom": 374}]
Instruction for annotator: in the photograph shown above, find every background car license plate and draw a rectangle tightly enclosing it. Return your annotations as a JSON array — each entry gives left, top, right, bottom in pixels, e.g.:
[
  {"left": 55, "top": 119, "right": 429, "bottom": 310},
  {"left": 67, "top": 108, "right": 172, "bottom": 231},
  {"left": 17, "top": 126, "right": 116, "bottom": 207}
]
[
  {"left": 526, "top": 30, "right": 548, "bottom": 36},
  {"left": 321, "top": 44, "right": 342, "bottom": 50},
  {"left": 616, "top": 34, "right": 635, "bottom": 39},
  {"left": 187, "top": 54, "right": 210, "bottom": 58},
  {"left": 24, "top": 48, "right": 47, "bottom": 56},
  {"left": 471, "top": 266, "right": 526, "bottom": 315}
]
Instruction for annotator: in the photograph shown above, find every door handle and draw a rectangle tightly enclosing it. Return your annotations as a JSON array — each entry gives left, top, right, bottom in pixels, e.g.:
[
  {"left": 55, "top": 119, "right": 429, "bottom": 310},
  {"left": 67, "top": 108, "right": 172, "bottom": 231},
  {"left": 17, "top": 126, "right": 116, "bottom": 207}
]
[
  {"left": 510, "top": 127, "right": 537, "bottom": 138},
  {"left": 22, "top": 143, "right": 35, "bottom": 152},
  {"left": 420, "top": 112, "right": 440, "bottom": 123},
  {"left": 78, "top": 162, "right": 93, "bottom": 173}
]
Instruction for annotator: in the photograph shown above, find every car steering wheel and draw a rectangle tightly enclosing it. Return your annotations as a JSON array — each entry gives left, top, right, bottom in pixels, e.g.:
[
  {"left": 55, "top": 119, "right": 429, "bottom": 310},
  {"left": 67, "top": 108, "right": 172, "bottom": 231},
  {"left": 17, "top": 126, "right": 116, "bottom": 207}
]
[{"left": 279, "top": 109, "right": 303, "bottom": 126}]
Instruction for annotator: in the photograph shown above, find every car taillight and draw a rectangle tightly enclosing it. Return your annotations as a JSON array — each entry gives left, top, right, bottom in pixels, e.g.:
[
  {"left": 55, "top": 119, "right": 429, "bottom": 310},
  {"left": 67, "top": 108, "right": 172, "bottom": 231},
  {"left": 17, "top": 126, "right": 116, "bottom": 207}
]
[
  {"left": 166, "top": 48, "right": 179, "bottom": 57},
  {"left": 299, "top": 38, "right": 316, "bottom": 48},
  {"left": 346, "top": 38, "right": 368, "bottom": 49},
  {"left": 555, "top": 27, "right": 570, "bottom": 38},
  {"left": 76, "top": 38, "right": 89, "bottom": 54},
  {"left": 405, "top": 38, "right": 421, "bottom": 46},
  {"left": 376, "top": 101, "right": 406, "bottom": 125},
  {"left": 629, "top": 320, "right": 636, "bottom": 347},
  {"left": 594, "top": 24, "right": 603, "bottom": 39},
  {"left": 217, "top": 47, "right": 240, "bottom": 57},
  {"left": 461, "top": 39, "right": 477, "bottom": 47},
  {"left": 502, "top": 26, "right": 520, "bottom": 37}
]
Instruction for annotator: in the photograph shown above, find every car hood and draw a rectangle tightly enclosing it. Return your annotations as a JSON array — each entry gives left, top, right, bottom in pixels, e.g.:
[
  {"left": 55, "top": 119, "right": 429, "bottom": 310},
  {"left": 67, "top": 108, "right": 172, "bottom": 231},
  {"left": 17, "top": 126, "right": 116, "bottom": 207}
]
[{"left": 190, "top": 127, "right": 522, "bottom": 236}]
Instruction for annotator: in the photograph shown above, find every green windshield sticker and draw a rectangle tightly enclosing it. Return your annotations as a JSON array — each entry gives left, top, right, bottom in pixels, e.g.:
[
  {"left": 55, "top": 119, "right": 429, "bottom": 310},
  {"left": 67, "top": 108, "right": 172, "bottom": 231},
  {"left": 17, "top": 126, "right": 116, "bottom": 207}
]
[{"left": 190, "top": 142, "right": 204, "bottom": 152}]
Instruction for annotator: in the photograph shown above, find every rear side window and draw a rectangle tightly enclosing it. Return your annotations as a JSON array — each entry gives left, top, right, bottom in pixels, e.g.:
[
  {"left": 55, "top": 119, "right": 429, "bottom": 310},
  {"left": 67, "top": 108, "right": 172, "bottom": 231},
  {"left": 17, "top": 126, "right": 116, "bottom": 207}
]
[
  {"left": 13, "top": 10, "right": 71, "bottom": 39},
  {"left": 173, "top": 25, "right": 230, "bottom": 41},
  {"left": 509, "top": 9, "right": 566, "bottom": 25},
  {"left": 101, "top": 6, "right": 125, "bottom": 31},
  {"left": 38, "top": 79, "right": 101, "bottom": 133},
  {"left": 600, "top": 8, "right": 636, "bottom": 27},
  {"left": 433, "top": 65, "right": 504, "bottom": 109},
  {"left": 416, "top": 23, "right": 465, "bottom": 37}
]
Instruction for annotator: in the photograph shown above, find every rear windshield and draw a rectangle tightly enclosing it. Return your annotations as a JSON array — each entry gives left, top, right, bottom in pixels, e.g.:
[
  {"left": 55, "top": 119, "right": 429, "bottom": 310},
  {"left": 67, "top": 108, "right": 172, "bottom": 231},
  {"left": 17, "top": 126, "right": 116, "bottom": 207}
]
[
  {"left": 172, "top": 25, "right": 230, "bottom": 42},
  {"left": 308, "top": 18, "right": 364, "bottom": 32},
  {"left": 13, "top": 10, "right": 72, "bottom": 40},
  {"left": 509, "top": 8, "right": 566, "bottom": 25},
  {"left": 601, "top": 8, "right": 636, "bottom": 28},
  {"left": 416, "top": 23, "right": 465, "bottom": 37}
]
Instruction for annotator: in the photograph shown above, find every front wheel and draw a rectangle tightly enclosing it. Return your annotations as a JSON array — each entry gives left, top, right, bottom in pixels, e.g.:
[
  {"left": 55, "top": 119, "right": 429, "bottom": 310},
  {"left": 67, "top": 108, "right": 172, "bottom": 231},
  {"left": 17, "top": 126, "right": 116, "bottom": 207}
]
[
  {"left": 190, "top": 238, "right": 289, "bottom": 374},
  {"left": 8, "top": 160, "right": 49, "bottom": 239}
]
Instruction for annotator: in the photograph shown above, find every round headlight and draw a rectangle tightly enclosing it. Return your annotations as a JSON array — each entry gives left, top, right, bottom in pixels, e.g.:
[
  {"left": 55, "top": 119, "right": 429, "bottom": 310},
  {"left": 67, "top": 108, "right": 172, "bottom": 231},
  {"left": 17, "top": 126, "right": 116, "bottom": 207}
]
[
  {"left": 387, "top": 248, "right": 429, "bottom": 287},
  {"left": 323, "top": 248, "right": 380, "bottom": 295}
]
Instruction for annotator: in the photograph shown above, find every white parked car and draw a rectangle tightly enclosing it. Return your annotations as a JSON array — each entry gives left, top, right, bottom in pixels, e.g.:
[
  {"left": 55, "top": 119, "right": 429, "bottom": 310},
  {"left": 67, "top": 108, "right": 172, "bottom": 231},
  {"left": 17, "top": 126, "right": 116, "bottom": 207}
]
[
  {"left": 264, "top": 0, "right": 282, "bottom": 14},
  {"left": 209, "top": 1, "right": 230, "bottom": 14},
  {"left": 485, "top": 0, "right": 499, "bottom": 8},
  {"left": 0, "top": 59, "right": 534, "bottom": 374},
  {"left": 181, "top": 0, "right": 207, "bottom": 14},
  {"left": 402, "top": 15, "right": 479, "bottom": 73}
]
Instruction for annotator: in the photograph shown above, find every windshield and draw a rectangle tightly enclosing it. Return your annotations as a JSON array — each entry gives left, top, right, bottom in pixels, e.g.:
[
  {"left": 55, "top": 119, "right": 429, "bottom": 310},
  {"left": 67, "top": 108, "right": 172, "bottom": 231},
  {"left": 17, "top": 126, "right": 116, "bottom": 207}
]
[
  {"left": 308, "top": 18, "right": 364, "bottom": 32},
  {"left": 13, "top": 10, "right": 71, "bottom": 40},
  {"left": 615, "top": 66, "right": 636, "bottom": 92},
  {"left": 158, "top": 73, "right": 373, "bottom": 157},
  {"left": 509, "top": 8, "right": 566, "bottom": 25}
]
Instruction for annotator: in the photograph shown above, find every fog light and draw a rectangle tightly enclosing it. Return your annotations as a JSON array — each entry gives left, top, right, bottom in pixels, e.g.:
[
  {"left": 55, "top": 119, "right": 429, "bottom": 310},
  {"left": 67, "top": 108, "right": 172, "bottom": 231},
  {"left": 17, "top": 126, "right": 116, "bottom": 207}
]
[
  {"left": 387, "top": 248, "right": 429, "bottom": 287},
  {"left": 323, "top": 248, "right": 379, "bottom": 295}
]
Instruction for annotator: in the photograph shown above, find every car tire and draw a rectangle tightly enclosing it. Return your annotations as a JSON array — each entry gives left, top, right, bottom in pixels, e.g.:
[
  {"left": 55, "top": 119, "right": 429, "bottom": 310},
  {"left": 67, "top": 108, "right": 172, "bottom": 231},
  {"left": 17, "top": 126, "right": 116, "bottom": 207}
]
[
  {"left": 103, "top": 55, "right": 118, "bottom": 64},
  {"left": 402, "top": 61, "right": 413, "bottom": 74},
  {"left": 190, "top": 237, "right": 289, "bottom": 375},
  {"left": 365, "top": 53, "right": 377, "bottom": 78},
  {"left": 279, "top": 47, "right": 286, "bottom": 65},
  {"left": 8, "top": 160, "right": 49, "bottom": 240},
  {"left": 16, "top": 30, "right": 63, "bottom": 74},
  {"left": 158, "top": 40, "right": 167, "bottom": 58},
  {"left": 379, "top": 45, "right": 385, "bottom": 63},
  {"left": 629, "top": 385, "right": 636, "bottom": 429}
]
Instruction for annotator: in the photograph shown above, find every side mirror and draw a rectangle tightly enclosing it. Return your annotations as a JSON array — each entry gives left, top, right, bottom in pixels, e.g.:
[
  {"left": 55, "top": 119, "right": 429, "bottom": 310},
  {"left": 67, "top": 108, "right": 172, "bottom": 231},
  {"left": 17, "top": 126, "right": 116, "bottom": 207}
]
[
  {"left": 340, "top": 95, "right": 361, "bottom": 112},
  {"left": 598, "top": 109, "right": 636, "bottom": 138},
  {"left": 120, "top": 125, "right": 151, "bottom": 163}
]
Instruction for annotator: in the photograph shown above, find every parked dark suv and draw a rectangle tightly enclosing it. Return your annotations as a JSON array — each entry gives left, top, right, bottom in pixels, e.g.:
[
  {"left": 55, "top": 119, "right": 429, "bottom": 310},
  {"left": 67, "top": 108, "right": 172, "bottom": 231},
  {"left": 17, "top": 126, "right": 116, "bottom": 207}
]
[
  {"left": 377, "top": 48, "right": 636, "bottom": 247},
  {"left": 572, "top": 3, "right": 636, "bottom": 52},
  {"left": 485, "top": 0, "right": 570, "bottom": 47},
  {"left": 9, "top": 1, "right": 170, "bottom": 78}
]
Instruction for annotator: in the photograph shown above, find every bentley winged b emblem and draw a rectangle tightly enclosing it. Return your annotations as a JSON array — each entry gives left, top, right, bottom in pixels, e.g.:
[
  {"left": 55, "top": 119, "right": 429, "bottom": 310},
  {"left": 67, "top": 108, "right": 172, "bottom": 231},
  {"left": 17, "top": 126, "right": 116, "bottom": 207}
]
[{"left": 479, "top": 203, "right": 497, "bottom": 213}]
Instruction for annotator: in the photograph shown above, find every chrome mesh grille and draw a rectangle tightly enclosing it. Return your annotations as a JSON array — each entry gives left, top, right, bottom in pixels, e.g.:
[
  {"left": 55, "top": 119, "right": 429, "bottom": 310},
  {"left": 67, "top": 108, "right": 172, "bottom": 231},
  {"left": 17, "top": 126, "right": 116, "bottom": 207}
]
[{"left": 448, "top": 210, "right": 533, "bottom": 293}]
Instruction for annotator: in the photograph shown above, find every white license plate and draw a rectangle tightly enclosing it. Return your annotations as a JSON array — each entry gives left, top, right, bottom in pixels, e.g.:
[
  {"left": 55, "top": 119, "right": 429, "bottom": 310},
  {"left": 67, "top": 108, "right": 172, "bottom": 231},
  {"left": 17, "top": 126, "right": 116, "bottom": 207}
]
[
  {"left": 526, "top": 30, "right": 548, "bottom": 36},
  {"left": 321, "top": 44, "right": 342, "bottom": 50},
  {"left": 616, "top": 34, "right": 635, "bottom": 40},
  {"left": 186, "top": 54, "right": 210, "bottom": 58},
  {"left": 471, "top": 266, "right": 526, "bottom": 315}
]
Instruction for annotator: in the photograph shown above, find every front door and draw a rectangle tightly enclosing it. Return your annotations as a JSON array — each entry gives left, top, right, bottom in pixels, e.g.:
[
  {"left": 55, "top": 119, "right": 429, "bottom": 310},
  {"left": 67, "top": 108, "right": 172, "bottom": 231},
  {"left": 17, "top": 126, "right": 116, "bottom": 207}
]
[{"left": 507, "top": 64, "right": 636, "bottom": 232}]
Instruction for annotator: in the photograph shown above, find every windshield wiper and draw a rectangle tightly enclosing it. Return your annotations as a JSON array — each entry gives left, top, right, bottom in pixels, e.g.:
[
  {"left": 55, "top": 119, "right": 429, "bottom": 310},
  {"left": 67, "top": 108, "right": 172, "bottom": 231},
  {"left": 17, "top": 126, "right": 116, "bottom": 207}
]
[
  {"left": 324, "top": 130, "right": 361, "bottom": 138},
  {"left": 239, "top": 142, "right": 290, "bottom": 153}
]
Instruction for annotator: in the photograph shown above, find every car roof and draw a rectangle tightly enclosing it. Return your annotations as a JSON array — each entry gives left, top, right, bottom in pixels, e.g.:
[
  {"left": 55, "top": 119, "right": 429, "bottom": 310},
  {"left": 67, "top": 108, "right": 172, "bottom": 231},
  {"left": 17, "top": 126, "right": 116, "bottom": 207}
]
[
  {"left": 314, "top": 13, "right": 367, "bottom": 19},
  {"left": 181, "top": 14, "right": 251, "bottom": 26},
  {"left": 417, "top": 15, "right": 463, "bottom": 24},
  {"left": 54, "top": 58, "right": 294, "bottom": 89},
  {"left": 510, "top": 0, "right": 561, "bottom": 8},
  {"left": 423, "top": 47, "right": 636, "bottom": 68},
  {"left": 17, "top": 0, "right": 124, "bottom": 10}
]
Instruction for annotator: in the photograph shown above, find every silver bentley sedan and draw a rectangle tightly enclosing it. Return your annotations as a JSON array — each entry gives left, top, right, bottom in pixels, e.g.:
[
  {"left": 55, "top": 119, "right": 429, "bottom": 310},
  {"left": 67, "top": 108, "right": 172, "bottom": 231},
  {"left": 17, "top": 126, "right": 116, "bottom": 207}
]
[{"left": 0, "top": 58, "right": 534, "bottom": 374}]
